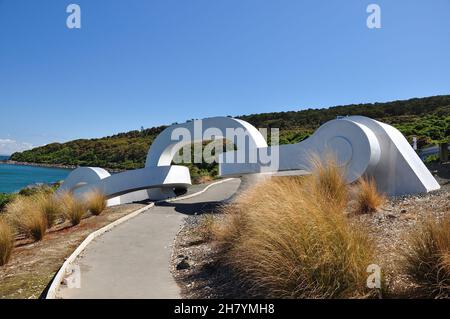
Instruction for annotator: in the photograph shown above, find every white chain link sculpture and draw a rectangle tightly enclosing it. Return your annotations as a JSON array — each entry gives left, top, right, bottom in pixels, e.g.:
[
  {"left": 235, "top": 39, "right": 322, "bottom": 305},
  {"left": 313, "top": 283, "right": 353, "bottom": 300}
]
[{"left": 60, "top": 116, "right": 440, "bottom": 205}]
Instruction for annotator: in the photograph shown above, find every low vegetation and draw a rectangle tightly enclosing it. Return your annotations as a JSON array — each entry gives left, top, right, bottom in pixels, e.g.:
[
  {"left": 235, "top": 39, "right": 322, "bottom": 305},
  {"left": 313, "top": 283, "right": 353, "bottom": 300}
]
[
  {"left": 195, "top": 214, "right": 216, "bottom": 243},
  {"left": 18, "top": 185, "right": 55, "bottom": 197},
  {"left": 0, "top": 193, "right": 16, "bottom": 212},
  {"left": 309, "top": 154, "right": 348, "bottom": 210},
  {"left": 355, "top": 177, "right": 386, "bottom": 214},
  {"left": 34, "top": 193, "right": 63, "bottom": 228},
  {"left": 0, "top": 186, "right": 109, "bottom": 267},
  {"left": 0, "top": 219, "right": 13, "bottom": 266},
  {"left": 85, "top": 190, "right": 107, "bottom": 216},
  {"left": 59, "top": 192, "right": 86, "bottom": 226},
  {"left": 213, "top": 164, "right": 375, "bottom": 298},
  {"left": 403, "top": 215, "right": 450, "bottom": 298},
  {"left": 5, "top": 196, "right": 48, "bottom": 241}
]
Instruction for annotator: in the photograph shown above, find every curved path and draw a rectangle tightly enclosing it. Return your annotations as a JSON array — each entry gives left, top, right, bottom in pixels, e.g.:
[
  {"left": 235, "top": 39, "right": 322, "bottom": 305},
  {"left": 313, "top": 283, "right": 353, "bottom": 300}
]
[{"left": 56, "top": 179, "right": 241, "bottom": 299}]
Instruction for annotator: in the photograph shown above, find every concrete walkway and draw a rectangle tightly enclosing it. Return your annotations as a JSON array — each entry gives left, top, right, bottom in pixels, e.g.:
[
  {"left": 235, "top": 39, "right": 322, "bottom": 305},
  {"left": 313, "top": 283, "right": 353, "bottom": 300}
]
[{"left": 57, "top": 179, "right": 241, "bottom": 299}]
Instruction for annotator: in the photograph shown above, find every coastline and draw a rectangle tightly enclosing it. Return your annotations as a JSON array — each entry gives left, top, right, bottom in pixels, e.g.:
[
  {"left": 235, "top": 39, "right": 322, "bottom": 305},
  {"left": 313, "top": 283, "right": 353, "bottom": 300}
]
[
  {"left": 1, "top": 160, "right": 75, "bottom": 170},
  {"left": 0, "top": 160, "right": 125, "bottom": 173}
]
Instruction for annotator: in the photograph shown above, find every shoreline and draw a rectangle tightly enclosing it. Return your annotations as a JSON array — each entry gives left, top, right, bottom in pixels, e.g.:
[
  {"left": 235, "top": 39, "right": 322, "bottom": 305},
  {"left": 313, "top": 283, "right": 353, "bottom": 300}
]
[
  {"left": 0, "top": 161, "right": 124, "bottom": 173},
  {"left": 1, "top": 160, "right": 76, "bottom": 170}
]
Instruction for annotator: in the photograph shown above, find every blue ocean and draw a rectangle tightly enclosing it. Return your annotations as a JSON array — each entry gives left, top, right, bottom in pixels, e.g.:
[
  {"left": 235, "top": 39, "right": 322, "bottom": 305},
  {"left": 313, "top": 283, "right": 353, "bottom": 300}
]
[{"left": 0, "top": 158, "right": 71, "bottom": 193}]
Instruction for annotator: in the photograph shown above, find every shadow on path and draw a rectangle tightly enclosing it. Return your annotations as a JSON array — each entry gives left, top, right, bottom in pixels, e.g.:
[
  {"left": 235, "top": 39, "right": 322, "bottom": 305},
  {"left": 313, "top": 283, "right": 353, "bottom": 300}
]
[
  {"left": 156, "top": 189, "right": 237, "bottom": 215},
  {"left": 156, "top": 201, "right": 224, "bottom": 215}
]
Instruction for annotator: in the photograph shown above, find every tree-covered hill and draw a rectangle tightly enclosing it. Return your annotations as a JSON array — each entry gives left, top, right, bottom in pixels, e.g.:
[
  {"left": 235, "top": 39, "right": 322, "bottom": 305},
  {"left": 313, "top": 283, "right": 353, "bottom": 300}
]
[
  {"left": 239, "top": 95, "right": 450, "bottom": 145},
  {"left": 11, "top": 126, "right": 167, "bottom": 170},
  {"left": 11, "top": 95, "right": 450, "bottom": 177}
]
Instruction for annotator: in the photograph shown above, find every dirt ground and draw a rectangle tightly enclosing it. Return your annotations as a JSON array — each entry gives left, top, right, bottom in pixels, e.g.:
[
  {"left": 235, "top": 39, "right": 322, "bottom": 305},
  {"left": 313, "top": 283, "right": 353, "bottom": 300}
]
[
  {"left": 0, "top": 203, "right": 146, "bottom": 299},
  {"left": 172, "top": 163, "right": 450, "bottom": 299}
]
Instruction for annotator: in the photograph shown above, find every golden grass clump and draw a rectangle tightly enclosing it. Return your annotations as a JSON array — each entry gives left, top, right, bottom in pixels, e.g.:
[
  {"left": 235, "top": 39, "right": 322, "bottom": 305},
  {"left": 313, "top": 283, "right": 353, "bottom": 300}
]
[
  {"left": 355, "top": 176, "right": 385, "bottom": 214},
  {"left": 308, "top": 154, "right": 348, "bottom": 210},
  {"left": 34, "top": 193, "right": 63, "bottom": 228},
  {"left": 58, "top": 192, "right": 87, "bottom": 226},
  {"left": 214, "top": 173, "right": 375, "bottom": 298},
  {"left": 0, "top": 218, "right": 14, "bottom": 266},
  {"left": 403, "top": 215, "right": 450, "bottom": 298},
  {"left": 5, "top": 196, "right": 48, "bottom": 241},
  {"left": 84, "top": 189, "right": 107, "bottom": 216}
]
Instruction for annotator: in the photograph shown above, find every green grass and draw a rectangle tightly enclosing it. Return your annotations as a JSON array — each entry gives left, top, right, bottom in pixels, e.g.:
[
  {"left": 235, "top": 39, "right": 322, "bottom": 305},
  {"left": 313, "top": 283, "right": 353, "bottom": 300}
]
[{"left": 0, "top": 193, "right": 16, "bottom": 213}]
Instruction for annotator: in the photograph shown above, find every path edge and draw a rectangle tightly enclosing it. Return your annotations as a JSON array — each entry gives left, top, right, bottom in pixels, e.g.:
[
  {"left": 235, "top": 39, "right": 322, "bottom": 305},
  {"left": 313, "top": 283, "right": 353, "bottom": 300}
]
[{"left": 45, "top": 178, "right": 235, "bottom": 299}]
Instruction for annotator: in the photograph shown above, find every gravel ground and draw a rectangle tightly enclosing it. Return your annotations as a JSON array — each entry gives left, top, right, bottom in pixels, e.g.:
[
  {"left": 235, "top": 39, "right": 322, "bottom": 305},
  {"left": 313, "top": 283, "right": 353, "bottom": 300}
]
[
  {"left": 172, "top": 163, "right": 450, "bottom": 299},
  {"left": 355, "top": 181, "right": 449, "bottom": 297},
  {"left": 172, "top": 214, "right": 226, "bottom": 299}
]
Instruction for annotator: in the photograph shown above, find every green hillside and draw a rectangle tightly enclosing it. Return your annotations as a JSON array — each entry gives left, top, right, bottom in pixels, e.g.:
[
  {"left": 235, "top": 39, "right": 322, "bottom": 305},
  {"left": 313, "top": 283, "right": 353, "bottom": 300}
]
[{"left": 11, "top": 95, "right": 450, "bottom": 180}]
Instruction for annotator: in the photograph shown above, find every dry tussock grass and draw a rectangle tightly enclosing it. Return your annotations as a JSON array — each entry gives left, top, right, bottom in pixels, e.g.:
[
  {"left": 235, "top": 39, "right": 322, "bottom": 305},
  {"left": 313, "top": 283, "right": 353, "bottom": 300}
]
[
  {"left": 5, "top": 196, "right": 48, "bottom": 241},
  {"left": 0, "top": 189, "right": 106, "bottom": 266},
  {"left": 195, "top": 214, "right": 217, "bottom": 243},
  {"left": 58, "top": 191, "right": 87, "bottom": 226},
  {"left": 308, "top": 154, "right": 348, "bottom": 211},
  {"left": 403, "top": 214, "right": 450, "bottom": 298},
  {"left": 84, "top": 189, "right": 107, "bottom": 216},
  {"left": 355, "top": 177, "right": 385, "bottom": 214},
  {"left": 214, "top": 163, "right": 375, "bottom": 298},
  {"left": 33, "top": 193, "right": 64, "bottom": 227},
  {"left": 0, "top": 218, "right": 14, "bottom": 266}
]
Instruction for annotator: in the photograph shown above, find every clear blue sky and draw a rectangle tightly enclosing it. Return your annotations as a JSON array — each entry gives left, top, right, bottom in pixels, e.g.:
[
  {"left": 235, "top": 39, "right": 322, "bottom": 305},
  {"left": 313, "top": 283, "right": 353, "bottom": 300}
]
[{"left": 0, "top": 0, "right": 449, "bottom": 154}]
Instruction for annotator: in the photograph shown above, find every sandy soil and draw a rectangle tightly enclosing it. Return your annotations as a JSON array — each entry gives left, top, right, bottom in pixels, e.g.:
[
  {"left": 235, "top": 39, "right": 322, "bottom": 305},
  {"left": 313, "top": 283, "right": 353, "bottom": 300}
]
[{"left": 0, "top": 203, "right": 146, "bottom": 299}]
